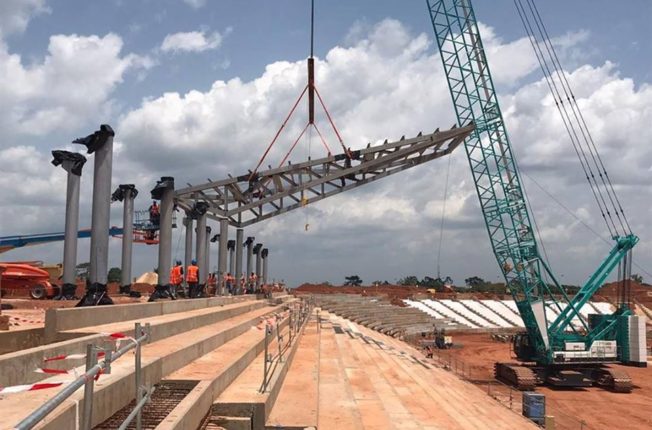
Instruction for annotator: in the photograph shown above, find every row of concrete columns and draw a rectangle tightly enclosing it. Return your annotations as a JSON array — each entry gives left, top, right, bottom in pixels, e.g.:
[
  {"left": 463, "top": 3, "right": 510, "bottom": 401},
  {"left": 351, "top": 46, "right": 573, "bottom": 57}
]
[
  {"left": 145, "top": 193, "right": 270, "bottom": 300},
  {"left": 55, "top": 124, "right": 272, "bottom": 305}
]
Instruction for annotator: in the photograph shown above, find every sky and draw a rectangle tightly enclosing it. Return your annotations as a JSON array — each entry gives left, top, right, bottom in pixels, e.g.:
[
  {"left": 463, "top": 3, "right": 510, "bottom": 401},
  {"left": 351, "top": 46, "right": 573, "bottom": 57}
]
[{"left": 0, "top": 0, "right": 651, "bottom": 287}]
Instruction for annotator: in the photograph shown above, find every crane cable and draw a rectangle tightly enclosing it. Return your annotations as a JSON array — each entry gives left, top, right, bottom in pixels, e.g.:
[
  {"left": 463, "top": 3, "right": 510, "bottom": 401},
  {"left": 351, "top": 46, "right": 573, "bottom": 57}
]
[
  {"left": 521, "top": 170, "right": 652, "bottom": 279},
  {"left": 435, "top": 153, "right": 452, "bottom": 280},
  {"left": 514, "top": 0, "right": 631, "bottom": 238},
  {"left": 526, "top": 0, "right": 631, "bottom": 235}
]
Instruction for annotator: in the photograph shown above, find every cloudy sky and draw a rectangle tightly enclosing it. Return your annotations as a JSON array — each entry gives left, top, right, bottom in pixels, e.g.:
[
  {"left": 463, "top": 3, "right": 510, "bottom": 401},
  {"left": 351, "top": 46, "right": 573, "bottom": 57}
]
[{"left": 1, "top": 0, "right": 650, "bottom": 287}]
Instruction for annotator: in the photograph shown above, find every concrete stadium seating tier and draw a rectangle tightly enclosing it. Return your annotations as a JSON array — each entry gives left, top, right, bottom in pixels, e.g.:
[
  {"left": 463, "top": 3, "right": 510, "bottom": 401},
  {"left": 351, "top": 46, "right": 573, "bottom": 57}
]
[
  {"left": 0, "top": 295, "right": 298, "bottom": 430},
  {"left": 264, "top": 310, "right": 539, "bottom": 429}
]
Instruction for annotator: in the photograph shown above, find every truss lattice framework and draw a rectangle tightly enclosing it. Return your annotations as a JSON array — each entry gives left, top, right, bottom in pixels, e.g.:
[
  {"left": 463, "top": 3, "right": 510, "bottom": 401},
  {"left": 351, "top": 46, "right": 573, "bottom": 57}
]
[{"left": 175, "top": 124, "right": 474, "bottom": 227}]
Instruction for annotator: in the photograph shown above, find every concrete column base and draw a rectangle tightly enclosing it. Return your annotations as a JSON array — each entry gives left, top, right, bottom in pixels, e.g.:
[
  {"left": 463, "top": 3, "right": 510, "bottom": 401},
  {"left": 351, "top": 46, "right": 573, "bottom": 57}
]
[
  {"left": 149, "top": 284, "right": 177, "bottom": 302},
  {"left": 76, "top": 282, "right": 113, "bottom": 306}
]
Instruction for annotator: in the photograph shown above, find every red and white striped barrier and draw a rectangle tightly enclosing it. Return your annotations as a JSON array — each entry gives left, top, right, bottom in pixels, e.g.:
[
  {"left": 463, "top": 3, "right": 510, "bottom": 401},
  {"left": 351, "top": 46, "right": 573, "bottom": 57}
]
[
  {"left": 43, "top": 351, "right": 106, "bottom": 362},
  {"left": 0, "top": 382, "right": 68, "bottom": 395}
]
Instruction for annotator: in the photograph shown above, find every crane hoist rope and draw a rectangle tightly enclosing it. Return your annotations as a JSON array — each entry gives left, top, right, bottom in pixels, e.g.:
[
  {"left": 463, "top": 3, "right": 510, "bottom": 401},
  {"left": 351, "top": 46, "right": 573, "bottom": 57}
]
[
  {"left": 248, "top": 0, "right": 348, "bottom": 183},
  {"left": 514, "top": 0, "right": 631, "bottom": 238}
]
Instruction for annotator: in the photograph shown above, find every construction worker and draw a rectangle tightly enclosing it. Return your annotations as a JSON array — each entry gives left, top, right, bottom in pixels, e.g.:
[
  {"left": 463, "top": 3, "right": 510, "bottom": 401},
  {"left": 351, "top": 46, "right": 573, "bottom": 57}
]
[
  {"left": 170, "top": 260, "right": 183, "bottom": 297},
  {"left": 239, "top": 274, "right": 246, "bottom": 295},
  {"left": 149, "top": 200, "right": 160, "bottom": 226},
  {"left": 186, "top": 259, "right": 199, "bottom": 298},
  {"left": 248, "top": 272, "right": 258, "bottom": 294},
  {"left": 225, "top": 272, "right": 234, "bottom": 295}
]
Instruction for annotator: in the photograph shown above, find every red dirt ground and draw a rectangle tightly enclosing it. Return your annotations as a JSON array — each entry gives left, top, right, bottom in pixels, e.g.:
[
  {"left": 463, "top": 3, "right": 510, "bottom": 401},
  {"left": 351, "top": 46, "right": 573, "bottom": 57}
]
[{"left": 442, "top": 333, "right": 652, "bottom": 430}]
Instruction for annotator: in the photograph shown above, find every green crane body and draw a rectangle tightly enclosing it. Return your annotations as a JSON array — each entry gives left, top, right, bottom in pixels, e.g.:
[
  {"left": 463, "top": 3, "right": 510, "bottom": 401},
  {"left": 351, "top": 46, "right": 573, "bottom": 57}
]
[{"left": 425, "top": 0, "right": 638, "bottom": 366}]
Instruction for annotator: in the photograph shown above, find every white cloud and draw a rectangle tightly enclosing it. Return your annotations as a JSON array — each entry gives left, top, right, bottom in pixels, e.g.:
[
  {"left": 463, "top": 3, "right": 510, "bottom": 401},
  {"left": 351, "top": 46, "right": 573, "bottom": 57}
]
[
  {"left": 0, "top": 0, "right": 49, "bottom": 36},
  {"left": 182, "top": 0, "right": 206, "bottom": 9},
  {"left": 160, "top": 30, "right": 223, "bottom": 53},
  {"left": 0, "top": 33, "right": 152, "bottom": 139}
]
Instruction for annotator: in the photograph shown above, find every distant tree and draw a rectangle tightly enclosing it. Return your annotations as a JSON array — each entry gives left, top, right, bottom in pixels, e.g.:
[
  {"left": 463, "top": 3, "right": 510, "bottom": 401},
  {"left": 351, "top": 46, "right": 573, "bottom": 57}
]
[
  {"left": 107, "top": 267, "right": 122, "bottom": 283},
  {"left": 344, "top": 275, "right": 363, "bottom": 286},
  {"left": 399, "top": 275, "right": 419, "bottom": 286},
  {"left": 632, "top": 274, "right": 643, "bottom": 284},
  {"left": 465, "top": 276, "right": 489, "bottom": 290}
]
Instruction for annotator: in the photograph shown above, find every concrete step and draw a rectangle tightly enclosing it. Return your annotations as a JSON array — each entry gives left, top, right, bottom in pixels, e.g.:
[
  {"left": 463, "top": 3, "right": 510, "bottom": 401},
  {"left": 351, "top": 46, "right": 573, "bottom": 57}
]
[
  {"left": 1, "top": 297, "right": 263, "bottom": 388},
  {"left": 154, "top": 305, "right": 309, "bottom": 430},
  {"left": 340, "top": 315, "right": 538, "bottom": 429},
  {"left": 315, "top": 319, "right": 364, "bottom": 429},
  {"left": 212, "top": 311, "right": 312, "bottom": 430},
  {"left": 265, "top": 318, "right": 320, "bottom": 430},
  {"left": 0, "top": 302, "right": 288, "bottom": 430}
]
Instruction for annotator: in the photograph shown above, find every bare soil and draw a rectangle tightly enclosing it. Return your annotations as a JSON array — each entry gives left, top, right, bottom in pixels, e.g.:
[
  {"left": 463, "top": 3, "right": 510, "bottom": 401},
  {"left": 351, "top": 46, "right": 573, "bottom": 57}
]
[{"left": 443, "top": 333, "right": 652, "bottom": 430}]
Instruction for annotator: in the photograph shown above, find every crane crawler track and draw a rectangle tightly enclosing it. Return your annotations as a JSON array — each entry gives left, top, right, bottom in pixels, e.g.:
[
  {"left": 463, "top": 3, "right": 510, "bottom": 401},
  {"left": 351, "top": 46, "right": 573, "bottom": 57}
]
[
  {"left": 595, "top": 367, "right": 632, "bottom": 393},
  {"left": 494, "top": 363, "right": 537, "bottom": 391}
]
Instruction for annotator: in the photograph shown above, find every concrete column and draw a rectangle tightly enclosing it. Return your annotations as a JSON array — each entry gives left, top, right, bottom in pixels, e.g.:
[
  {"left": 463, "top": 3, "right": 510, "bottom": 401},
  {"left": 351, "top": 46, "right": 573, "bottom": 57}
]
[
  {"left": 205, "top": 226, "right": 212, "bottom": 280},
  {"left": 149, "top": 177, "right": 175, "bottom": 301},
  {"left": 217, "top": 219, "right": 229, "bottom": 295},
  {"left": 183, "top": 216, "right": 193, "bottom": 275},
  {"left": 254, "top": 243, "right": 263, "bottom": 289},
  {"left": 245, "top": 236, "right": 255, "bottom": 280},
  {"left": 228, "top": 240, "right": 235, "bottom": 276},
  {"left": 235, "top": 228, "right": 244, "bottom": 286},
  {"left": 51, "top": 150, "right": 87, "bottom": 300},
  {"left": 73, "top": 125, "right": 114, "bottom": 306},
  {"left": 262, "top": 248, "right": 269, "bottom": 286},
  {"left": 111, "top": 184, "right": 138, "bottom": 294},
  {"left": 196, "top": 213, "right": 207, "bottom": 286}
]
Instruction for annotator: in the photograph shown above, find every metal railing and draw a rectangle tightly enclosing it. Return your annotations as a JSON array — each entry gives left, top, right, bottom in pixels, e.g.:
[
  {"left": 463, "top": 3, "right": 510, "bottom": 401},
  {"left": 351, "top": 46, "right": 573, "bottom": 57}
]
[
  {"left": 15, "top": 322, "right": 152, "bottom": 430},
  {"left": 259, "top": 299, "right": 313, "bottom": 392}
]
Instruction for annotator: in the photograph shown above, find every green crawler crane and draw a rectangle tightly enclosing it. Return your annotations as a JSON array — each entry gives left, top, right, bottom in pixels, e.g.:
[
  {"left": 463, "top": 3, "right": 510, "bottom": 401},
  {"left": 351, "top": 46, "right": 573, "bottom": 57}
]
[{"left": 426, "top": 0, "right": 646, "bottom": 391}]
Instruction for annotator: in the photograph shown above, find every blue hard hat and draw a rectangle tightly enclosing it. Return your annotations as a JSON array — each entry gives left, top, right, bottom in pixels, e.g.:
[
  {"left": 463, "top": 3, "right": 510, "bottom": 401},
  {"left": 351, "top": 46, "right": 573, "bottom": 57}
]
[{"left": 191, "top": 259, "right": 197, "bottom": 265}]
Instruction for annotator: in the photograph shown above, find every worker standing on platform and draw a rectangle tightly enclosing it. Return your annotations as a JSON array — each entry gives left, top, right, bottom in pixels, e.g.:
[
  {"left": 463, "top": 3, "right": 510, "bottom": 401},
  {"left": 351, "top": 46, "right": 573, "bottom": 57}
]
[
  {"left": 148, "top": 200, "right": 160, "bottom": 226},
  {"left": 248, "top": 272, "right": 258, "bottom": 294},
  {"left": 186, "top": 259, "right": 199, "bottom": 298},
  {"left": 170, "top": 261, "right": 183, "bottom": 297}
]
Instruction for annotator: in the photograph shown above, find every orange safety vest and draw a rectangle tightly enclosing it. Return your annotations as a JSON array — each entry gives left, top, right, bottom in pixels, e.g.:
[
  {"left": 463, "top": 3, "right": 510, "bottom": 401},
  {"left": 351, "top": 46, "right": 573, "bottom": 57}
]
[
  {"left": 186, "top": 265, "right": 199, "bottom": 283},
  {"left": 170, "top": 266, "right": 182, "bottom": 285}
]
